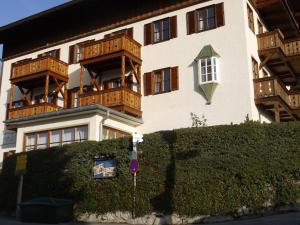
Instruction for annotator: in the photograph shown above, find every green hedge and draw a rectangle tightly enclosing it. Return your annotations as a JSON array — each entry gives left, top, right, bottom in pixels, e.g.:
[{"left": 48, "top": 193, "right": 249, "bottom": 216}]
[{"left": 0, "top": 122, "right": 300, "bottom": 217}]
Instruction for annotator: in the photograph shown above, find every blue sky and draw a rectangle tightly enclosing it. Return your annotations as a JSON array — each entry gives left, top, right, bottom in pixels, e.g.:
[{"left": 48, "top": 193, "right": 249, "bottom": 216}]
[{"left": 0, "top": 0, "right": 69, "bottom": 59}]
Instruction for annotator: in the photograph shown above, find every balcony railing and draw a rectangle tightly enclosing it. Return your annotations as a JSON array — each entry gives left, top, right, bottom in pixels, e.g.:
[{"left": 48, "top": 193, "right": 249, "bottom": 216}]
[
  {"left": 11, "top": 56, "right": 68, "bottom": 80},
  {"left": 8, "top": 102, "right": 60, "bottom": 120},
  {"left": 80, "top": 87, "right": 141, "bottom": 116},
  {"left": 80, "top": 34, "right": 141, "bottom": 62},
  {"left": 254, "top": 77, "right": 300, "bottom": 109},
  {"left": 257, "top": 29, "right": 300, "bottom": 56}
]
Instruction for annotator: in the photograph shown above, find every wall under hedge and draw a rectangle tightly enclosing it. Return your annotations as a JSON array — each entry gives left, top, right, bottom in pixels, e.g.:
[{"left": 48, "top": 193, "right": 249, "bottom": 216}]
[{"left": 0, "top": 122, "right": 299, "bottom": 217}]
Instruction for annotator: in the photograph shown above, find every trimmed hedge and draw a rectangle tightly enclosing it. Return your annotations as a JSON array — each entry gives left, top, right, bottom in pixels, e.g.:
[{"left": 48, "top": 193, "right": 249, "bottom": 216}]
[{"left": 0, "top": 122, "right": 300, "bottom": 217}]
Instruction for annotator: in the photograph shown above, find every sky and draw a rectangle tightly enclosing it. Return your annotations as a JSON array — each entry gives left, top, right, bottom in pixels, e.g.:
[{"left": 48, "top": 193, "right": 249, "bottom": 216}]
[{"left": 0, "top": 0, "right": 69, "bottom": 60}]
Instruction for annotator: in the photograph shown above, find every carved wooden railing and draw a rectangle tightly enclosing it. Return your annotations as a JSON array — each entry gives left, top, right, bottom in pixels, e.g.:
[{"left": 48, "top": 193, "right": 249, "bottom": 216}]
[
  {"left": 81, "top": 34, "right": 141, "bottom": 62},
  {"left": 254, "top": 77, "right": 300, "bottom": 109},
  {"left": 257, "top": 29, "right": 300, "bottom": 56},
  {"left": 11, "top": 56, "right": 68, "bottom": 80},
  {"left": 8, "top": 102, "right": 60, "bottom": 120},
  {"left": 80, "top": 87, "right": 141, "bottom": 113}
]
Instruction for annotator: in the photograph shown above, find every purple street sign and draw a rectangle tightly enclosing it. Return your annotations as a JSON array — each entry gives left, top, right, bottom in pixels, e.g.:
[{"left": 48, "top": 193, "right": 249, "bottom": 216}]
[{"left": 129, "top": 159, "right": 140, "bottom": 174}]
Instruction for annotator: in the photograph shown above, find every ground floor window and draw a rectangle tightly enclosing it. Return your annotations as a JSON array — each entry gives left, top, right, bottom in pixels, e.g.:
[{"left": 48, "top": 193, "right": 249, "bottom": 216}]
[
  {"left": 24, "top": 125, "right": 88, "bottom": 151},
  {"left": 102, "top": 126, "right": 130, "bottom": 140}
]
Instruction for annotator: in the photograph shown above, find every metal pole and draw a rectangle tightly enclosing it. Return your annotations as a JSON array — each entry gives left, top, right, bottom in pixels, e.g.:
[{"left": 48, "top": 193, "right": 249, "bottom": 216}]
[
  {"left": 16, "top": 174, "right": 24, "bottom": 219},
  {"left": 133, "top": 142, "right": 138, "bottom": 218}
]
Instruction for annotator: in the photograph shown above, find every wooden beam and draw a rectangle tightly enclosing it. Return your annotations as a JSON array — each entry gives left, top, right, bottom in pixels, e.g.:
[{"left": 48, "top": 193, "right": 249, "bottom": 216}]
[
  {"left": 259, "top": 52, "right": 275, "bottom": 69},
  {"left": 80, "top": 66, "right": 84, "bottom": 94},
  {"left": 87, "top": 68, "right": 100, "bottom": 91},
  {"left": 63, "top": 83, "right": 68, "bottom": 109},
  {"left": 18, "top": 87, "right": 32, "bottom": 105},
  {"left": 44, "top": 74, "right": 49, "bottom": 103},
  {"left": 121, "top": 55, "right": 126, "bottom": 87},
  {"left": 137, "top": 65, "right": 141, "bottom": 94},
  {"left": 9, "top": 84, "right": 15, "bottom": 109},
  {"left": 53, "top": 77, "right": 65, "bottom": 97}
]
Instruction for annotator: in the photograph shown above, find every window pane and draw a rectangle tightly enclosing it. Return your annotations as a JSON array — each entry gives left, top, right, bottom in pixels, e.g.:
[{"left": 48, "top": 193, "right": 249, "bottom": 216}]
[
  {"left": 76, "top": 127, "right": 88, "bottom": 141},
  {"left": 112, "top": 80, "right": 120, "bottom": 88},
  {"left": 102, "top": 127, "right": 108, "bottom": 140},
  {"left": 207, "top": 7, "right": 215, "bottom": 18},
  {"left": 162, "top": 19, "right": 170, "bottom": 40},
  {"left": 208, "top": 18, "right": 215, "bottom": 29},
  {"left": 154, "top": 21, "right": 161, "bottom": 42},
  {"left": 163, "top": 69, "right": 171, "bottom": 92},
  {"left": 155, "top": 73, "right": 162, "bottom": 93},
  {"left": 50, "top": 130, "right": 60, "bottom": 147},
  {"left": 198, "top": 10, "right": 206, "bottom": 31},
  {"left": 63, "top": 128, "right": 74, "bottom": 144},
  {"left": 27, "top": 134, "right": 36, "bottom": 146},
  {"left": 38, "top": 132, "right": 48, "bottom": 149}
]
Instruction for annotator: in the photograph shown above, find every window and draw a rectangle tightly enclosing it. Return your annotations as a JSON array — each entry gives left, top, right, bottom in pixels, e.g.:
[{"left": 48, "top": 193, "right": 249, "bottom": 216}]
[
  {"left": 50, "top": 130, "right": 61, "bottom": 147},
  {"left": 63, "top": 128, "right": 74, "bottom": 145},
  {"left": 38, "top": 49, "right": 60, "bottom": 59},
  {"left": 199, "top": 57, "right": 219, "bottom": 84},
  {"left": 258, "top": 20, "right": 264, "bottom": 34},
  {"left": 247, "top": 5, "right": 255, "bottom": 33},
  {"left": 25, "top": 134, "right": 36, "bottom": 151},
  {"left": 3, "top": 150, "right": 16, "bottom": 161},
  {"left": 24, "top": 126, "right": 88, "bottom": 151},
  {"left": 154, "top": 69, "right": 171, "bottom": 94},
  {"left": 197, "top": 6, "right": 216, "bottom": 31},
  {"left": 102, "top": 126, "right": 130, "bottom": 140},
  {"left": 144, "top": 67, "right": 179, "bottom": 96},
  {"left": 144, "top": 16, "right": 177, "bottom": 45},
  {"left": 252, "top": 57, "right": 259, "bottom": 79},
  {"left": 187, "top": 3, "right": 224, "bottom": 35},
  {"left": 37, "top": 132, "right": 48, "bottom": 149}
]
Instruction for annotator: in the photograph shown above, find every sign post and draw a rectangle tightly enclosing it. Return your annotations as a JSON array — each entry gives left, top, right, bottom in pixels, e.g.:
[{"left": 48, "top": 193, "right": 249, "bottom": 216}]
[
  {"left": 131, "top": 133, "right": 143, "bottom": 218},
  {"left": 15, "top": 153, "right": 27, "bottom": 219}
]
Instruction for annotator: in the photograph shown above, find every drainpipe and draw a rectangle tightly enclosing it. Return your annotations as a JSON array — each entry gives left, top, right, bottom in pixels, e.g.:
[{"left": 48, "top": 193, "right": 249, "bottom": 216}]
[{"left": 99, "top": 110, "right": 110, "bottom": 141}]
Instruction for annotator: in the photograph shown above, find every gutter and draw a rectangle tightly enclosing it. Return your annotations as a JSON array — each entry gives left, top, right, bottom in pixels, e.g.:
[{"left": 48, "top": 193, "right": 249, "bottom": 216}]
[{"left": 4, "top": 104, "right": 143, "bottom": 127}]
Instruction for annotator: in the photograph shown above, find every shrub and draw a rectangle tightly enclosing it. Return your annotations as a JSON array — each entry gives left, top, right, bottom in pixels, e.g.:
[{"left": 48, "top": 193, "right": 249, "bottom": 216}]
[{"left": 0, "top": 122, "right": 299, "bottom": 217}]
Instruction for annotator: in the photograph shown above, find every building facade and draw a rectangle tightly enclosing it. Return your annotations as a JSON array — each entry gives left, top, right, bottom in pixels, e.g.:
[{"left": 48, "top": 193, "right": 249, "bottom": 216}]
[{"left": 0, "top": 0, "right": 299, "bottom": 164}]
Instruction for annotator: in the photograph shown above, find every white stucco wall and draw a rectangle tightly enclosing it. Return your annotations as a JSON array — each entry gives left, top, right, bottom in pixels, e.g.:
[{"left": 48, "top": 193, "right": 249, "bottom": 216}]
[{"left": 0, "top": 0, "right": 272, "bottom": 160}]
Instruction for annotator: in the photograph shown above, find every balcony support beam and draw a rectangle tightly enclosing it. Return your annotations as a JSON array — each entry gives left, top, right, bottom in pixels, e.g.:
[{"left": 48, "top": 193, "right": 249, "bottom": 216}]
[
  {"left": 80, "top": 66, "right": 84, "bottom": 95},
  {"left": 121, "top": 55, "right": 126, "bottom": 87},
  {"left": 64, "top": 83, "right": 68, "bottom": 109},
  {"left": 44, "top": 74, "right": 49, "bottom": 103},
  {"left": 87, "top": 68, "right": 100, "bottom": 91},
  {"left": 9, "top": 84, "right": 15, "bottom": 109},
  {"left": 18, "top": 87, "right": 32, "bottom": 106},
  {"left": 137, "top": 65, "right": 141, "bottom": 95}
]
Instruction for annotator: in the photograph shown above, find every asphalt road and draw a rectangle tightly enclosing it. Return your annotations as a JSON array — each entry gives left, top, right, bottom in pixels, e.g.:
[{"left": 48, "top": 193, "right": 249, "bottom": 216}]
[{"left": 0, "top": 212, "right": 299, "bottom": 225}]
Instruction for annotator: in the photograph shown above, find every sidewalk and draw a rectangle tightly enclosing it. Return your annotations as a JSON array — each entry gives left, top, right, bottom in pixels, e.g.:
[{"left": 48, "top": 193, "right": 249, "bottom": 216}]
[{"left": 0, "top": 212, "right": 299, "bottom": 225}]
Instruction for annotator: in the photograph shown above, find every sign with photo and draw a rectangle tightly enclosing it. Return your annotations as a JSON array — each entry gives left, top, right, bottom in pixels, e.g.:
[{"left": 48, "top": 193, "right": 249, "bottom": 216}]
[{"left": 93, "top": 159, "right": 116, "bottom": 179}]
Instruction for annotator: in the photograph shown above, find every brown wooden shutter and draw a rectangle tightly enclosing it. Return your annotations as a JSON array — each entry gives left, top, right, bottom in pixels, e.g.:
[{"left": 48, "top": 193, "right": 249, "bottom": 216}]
[
  {"left": 171, "top": 67, "right": 179, "bottom": 91},
  {"left": 170, "top": 16, "right": 177, "bottom": 39},
  {"left": 144, "top": 72, "right": 153, "bottom": 96},
  {"left": 215, "top": 3, "right": 225, "bottom": 27},
  {"left": 187, "top": 11, "right": 196, "bottom": 35},
  {"left": 69, "top": 45, "right": 75, "bottom": 64},
  {"left": 144, "top": 23, "right": 152, "bottom": 46},
  {"left": 127, "top": 28, "right": 134, "bottom": 38},
  {"left": 54, "top": 49, "right": 60, "bottom": 59}
]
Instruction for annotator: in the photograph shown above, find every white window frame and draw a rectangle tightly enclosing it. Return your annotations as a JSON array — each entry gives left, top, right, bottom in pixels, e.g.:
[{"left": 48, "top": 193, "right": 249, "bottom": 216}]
[{"left": 199, "top": 57, "right": 220, "bottom": 84}]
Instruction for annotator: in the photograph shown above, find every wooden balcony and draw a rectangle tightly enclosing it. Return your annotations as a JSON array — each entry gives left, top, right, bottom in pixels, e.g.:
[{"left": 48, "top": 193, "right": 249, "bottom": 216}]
[
  {"left": 80, "top": 34, "right": 142, "bottom": 65},
  {"left": 8, "top": 103, "right": 60, "bottom": 120},
  {"left": 257, "top": 29, "right": 300, "bottom": 85},
  {"left": 11, "top": 55, "right": 68, "bottom": 83},
  {"left": 80, "top": 87, "right": 142, "bottom": 117},
  {"left": 254, "top": 77, "right": 300, "bottom": 121}
]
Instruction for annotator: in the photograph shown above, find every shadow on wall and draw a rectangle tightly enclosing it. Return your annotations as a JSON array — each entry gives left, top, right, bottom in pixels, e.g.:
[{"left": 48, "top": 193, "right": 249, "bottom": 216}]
[
  {"left": 151, "top": 132, "right": 200, "bottom": 221},
  {"left": 189, "top": 60, "right": 208, "bottom": 103}
]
